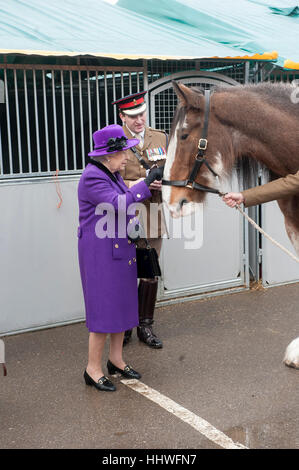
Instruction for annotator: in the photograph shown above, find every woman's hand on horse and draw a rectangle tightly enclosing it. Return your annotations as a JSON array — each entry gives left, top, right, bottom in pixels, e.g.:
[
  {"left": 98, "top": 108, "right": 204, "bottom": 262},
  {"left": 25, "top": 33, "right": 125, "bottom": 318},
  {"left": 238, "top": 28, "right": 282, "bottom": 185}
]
[
  {"left": 144, "top": 166, "right": 164, "bottom": 187},
  {"left": 222, "top": 192, "right": 244, "bottom": 207},
  {"left": 149, "top": 180, "right": 162, "bottom": 191}
]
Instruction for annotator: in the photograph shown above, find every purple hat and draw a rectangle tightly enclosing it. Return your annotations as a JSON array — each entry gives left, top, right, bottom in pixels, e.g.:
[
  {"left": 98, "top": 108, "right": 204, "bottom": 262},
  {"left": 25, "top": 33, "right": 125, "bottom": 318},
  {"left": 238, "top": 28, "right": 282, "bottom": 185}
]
[{"left": 88, "top": 124, "right": 139, "bottom": 157}]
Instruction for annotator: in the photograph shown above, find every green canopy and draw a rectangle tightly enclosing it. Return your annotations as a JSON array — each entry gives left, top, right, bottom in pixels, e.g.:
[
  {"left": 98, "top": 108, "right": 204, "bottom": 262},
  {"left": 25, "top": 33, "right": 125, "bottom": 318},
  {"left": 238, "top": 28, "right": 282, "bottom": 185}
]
[{"left": 1, "top": 0, "right": 298, "bottom": 68}]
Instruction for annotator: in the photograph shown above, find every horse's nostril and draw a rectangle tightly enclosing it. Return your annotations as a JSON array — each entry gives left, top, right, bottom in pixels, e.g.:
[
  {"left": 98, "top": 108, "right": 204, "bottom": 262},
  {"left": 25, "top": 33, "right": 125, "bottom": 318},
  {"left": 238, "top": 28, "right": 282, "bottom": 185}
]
[{"left": 179, "top": 198, "right": 188, "bottom": 209}]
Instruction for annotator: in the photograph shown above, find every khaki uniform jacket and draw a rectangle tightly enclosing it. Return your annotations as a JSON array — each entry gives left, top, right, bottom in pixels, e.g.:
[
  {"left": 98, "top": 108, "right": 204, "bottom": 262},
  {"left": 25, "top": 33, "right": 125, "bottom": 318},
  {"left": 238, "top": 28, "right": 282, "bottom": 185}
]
[
  {"left": 119, "top": 126, "right": 167, "bottom": 238},
  {"left": 242, "top": 170, "right": 299, "bottom": 207}
]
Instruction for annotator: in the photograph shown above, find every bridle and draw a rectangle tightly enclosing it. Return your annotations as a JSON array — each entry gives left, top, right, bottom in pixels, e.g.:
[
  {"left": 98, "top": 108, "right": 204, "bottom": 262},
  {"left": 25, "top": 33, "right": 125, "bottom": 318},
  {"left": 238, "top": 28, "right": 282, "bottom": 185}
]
[{"left": 162, "top": 89, "right": 222, "bottom": 196}]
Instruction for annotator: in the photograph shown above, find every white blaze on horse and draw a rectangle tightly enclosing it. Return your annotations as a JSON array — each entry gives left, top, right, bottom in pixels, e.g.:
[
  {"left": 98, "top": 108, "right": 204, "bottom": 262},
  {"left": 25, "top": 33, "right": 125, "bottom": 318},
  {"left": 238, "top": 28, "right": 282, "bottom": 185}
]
[{"left": 162, "top": 81, "right": 299, "bottom": 369}]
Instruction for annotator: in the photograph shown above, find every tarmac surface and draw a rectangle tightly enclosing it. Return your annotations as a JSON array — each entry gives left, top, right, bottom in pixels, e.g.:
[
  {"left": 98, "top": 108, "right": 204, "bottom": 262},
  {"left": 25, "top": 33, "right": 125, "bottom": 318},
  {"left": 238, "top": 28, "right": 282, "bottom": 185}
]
[{"left": 1, "top": 282, "right": 299, "bottom": 450}]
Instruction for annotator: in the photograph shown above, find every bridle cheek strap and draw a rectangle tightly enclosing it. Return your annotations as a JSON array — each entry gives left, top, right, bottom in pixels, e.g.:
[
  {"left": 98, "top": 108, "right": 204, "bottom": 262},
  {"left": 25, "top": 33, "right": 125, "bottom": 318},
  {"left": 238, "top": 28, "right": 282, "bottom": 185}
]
[{"left": 162, "top": 89, "right": 221, "bottom": 195}]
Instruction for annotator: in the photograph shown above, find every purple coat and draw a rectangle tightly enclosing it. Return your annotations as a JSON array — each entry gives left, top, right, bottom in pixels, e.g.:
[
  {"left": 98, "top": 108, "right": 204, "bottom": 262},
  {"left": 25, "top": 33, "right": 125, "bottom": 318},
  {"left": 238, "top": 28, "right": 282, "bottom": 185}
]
[{"left": 77, "top": 162, "right": 152, "bottom": 333}]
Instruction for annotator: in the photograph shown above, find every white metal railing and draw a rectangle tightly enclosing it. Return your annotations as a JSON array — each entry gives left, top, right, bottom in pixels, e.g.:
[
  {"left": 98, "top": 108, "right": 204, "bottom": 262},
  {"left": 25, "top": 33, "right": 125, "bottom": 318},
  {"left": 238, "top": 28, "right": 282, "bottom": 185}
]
[{"left": 0, "top": 64, "right": 145, "bottom": 180}]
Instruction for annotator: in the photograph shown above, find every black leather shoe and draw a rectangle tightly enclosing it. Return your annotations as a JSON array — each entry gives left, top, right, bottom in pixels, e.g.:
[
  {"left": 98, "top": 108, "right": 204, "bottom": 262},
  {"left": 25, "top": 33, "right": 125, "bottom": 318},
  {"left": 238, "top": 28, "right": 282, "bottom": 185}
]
[
  {"left": 123, "top": 329, "right": 132, "bottom": 346},
  {"left": 107, "top": 360, "right": 141, "bottom": 379},
  {"left": 84, "top": 370, "right": 116, "bottom": 391},
  {"left": 137, "top": 321, "right": 163, "bottom": 349}
]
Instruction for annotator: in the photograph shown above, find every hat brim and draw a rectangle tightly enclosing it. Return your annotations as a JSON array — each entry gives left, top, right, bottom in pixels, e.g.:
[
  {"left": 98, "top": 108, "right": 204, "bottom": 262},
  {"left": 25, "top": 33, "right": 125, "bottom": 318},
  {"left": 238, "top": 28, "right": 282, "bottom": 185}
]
[
  {"left": 88, "top": 138, "right": 140, "bottom": 157},
  {"left": 120, "top": 103, "right": 147, "bottom": 116}
]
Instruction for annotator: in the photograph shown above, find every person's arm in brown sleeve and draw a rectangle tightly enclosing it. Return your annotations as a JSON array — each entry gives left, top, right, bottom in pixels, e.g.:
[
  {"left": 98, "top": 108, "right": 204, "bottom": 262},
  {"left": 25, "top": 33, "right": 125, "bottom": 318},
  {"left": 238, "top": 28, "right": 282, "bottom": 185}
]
[{"left": 223, "top": 170, "right": 299, "bottom": 208}]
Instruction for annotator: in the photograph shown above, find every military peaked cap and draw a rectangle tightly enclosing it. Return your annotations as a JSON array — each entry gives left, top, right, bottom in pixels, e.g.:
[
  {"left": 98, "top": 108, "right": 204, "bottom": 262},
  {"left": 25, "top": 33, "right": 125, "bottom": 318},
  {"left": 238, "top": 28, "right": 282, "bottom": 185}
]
[{"left": 112, "top": 91, "right": 147, "bottom": 115}]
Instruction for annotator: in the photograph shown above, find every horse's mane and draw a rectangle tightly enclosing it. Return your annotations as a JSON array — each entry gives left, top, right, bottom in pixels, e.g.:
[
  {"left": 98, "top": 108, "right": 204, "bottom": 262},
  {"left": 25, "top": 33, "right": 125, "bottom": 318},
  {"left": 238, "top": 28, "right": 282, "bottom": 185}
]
[
  {"left": 214, "top": 82, "right": 299, "bottom": 117},
  {"left": 170, "top": 82, "right": 299, "bottom": 140}
]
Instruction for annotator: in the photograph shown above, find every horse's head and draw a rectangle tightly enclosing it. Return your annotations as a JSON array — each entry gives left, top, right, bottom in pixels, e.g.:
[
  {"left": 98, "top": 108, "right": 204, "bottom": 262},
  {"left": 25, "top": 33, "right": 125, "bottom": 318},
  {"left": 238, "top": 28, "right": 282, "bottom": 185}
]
[{"left": 162, "top": 82, "right": 235, "bottom": 217}]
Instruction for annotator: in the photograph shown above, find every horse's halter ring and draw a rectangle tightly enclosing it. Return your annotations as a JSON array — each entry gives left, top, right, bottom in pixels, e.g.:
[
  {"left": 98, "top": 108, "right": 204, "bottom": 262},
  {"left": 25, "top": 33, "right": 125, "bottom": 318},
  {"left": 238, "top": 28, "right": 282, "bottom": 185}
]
[{"left": 162, "top": 89, "right": 222, "bottom": 195}]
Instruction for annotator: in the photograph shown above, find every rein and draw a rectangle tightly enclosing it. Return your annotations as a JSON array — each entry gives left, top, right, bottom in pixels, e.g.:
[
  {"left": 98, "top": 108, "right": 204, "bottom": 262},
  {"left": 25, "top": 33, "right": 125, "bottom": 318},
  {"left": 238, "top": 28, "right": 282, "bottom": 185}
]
[{"left": 162, "top": 89, "right": 222, "bottom": 195}]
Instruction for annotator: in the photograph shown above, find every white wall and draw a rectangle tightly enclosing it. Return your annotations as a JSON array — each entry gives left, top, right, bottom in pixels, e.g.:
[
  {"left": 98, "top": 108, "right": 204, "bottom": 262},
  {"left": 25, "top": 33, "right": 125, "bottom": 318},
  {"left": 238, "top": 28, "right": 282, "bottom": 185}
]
[{"left": 0, "top": 178, "right": 85, "bottom": 335}]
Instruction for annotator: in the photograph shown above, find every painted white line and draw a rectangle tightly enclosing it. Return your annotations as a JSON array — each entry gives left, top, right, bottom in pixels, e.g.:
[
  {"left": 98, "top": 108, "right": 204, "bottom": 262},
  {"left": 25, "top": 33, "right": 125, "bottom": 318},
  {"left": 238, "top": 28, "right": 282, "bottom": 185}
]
[{"left": 121, "top": 379, "right": 247, "bottom": 449}]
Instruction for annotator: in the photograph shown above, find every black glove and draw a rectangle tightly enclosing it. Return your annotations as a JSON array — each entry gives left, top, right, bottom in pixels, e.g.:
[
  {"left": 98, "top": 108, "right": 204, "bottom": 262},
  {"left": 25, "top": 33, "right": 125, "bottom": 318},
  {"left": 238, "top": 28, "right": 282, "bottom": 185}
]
[{"left": 144, "top": 166, "right": 164, "bottom": 187}]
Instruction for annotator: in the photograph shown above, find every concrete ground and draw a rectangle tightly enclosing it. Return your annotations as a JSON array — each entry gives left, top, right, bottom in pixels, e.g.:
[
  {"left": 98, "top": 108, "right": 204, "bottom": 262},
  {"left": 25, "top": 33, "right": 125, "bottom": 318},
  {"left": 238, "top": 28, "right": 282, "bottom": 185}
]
[{"left": 0, "top": 282, "right": 299, "bottom": 450}]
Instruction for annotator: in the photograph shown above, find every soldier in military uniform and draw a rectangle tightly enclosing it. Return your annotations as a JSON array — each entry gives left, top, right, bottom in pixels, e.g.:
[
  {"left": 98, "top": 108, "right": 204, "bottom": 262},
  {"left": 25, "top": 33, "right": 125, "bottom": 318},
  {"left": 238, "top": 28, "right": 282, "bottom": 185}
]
[{"left": 112, "top": 91, "right": 167, "bottom": 349}]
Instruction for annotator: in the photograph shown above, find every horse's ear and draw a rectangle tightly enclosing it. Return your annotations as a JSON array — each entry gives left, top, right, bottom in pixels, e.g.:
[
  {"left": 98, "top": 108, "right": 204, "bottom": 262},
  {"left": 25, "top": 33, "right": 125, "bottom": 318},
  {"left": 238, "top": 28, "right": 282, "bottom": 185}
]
[{"left": 172, "top": 81, "right": 202, "bottom": 107}]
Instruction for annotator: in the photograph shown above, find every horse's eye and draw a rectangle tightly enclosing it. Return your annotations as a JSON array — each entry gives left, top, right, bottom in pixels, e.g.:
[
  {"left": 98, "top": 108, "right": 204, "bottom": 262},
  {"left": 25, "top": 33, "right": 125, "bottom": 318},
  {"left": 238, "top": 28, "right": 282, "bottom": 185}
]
[{"left": 180, "top": 134, "right": 188, "bottom": 140}]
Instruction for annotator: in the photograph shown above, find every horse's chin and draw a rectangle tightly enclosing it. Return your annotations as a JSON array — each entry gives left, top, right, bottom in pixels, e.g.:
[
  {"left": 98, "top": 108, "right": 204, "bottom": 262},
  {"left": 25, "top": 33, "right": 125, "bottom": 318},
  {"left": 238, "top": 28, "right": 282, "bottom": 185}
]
[{"left": 167, "top": 201, "right": 198, "bottom": 218}]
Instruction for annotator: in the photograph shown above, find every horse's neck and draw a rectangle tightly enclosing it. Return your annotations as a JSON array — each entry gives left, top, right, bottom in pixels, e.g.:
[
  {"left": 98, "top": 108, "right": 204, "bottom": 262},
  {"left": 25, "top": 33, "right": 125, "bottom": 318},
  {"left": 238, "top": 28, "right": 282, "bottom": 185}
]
[{"left": 216, "top": 91, "right": 299, "bottom": 176}]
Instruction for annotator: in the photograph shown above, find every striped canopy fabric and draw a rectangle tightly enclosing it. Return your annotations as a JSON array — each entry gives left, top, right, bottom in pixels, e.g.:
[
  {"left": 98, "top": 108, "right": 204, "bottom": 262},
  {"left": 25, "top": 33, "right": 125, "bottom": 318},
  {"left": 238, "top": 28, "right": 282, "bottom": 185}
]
[{"left": 0, "top": 0, "right": 298, "bottom": 68}]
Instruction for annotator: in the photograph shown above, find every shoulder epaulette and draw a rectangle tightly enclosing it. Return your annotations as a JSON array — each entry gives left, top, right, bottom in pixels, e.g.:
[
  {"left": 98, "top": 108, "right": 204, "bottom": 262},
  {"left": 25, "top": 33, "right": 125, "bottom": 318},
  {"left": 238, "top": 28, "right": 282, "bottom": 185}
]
[{"left": 148, "top": 127, "right": 166, "bottom": 134}]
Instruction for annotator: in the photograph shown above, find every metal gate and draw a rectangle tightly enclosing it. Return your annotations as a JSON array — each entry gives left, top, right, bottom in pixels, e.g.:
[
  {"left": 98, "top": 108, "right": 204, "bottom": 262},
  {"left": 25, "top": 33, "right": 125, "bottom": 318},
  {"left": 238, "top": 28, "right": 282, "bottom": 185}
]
[
  {"left": 148, "top": 71, "right": 250, "bottom": 303},
  {"left": 260, "top": 170, "right": 299, "bottom": 287},
  {"left": 0, "top": 63, "right": 145, "bottom": 179},
  {"left": 260, "top": 69, "right": 299, "bottom": 286}
]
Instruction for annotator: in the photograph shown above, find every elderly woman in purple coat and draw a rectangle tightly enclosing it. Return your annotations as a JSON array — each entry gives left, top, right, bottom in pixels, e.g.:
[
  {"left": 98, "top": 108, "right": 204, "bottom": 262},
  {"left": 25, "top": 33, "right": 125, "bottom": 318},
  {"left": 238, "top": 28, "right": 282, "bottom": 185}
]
[{"left": 78, "top": 124, "right": 163, "bottom": 391}]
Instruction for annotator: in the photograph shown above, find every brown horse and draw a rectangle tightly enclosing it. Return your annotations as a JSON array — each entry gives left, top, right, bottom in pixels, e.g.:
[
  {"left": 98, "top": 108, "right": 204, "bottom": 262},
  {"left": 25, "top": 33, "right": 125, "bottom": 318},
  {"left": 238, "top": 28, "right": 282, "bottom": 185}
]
[
  {"left": 162, "top": 81, "right": 299, "bottom": 368},
  {"left": 163, "top": 81, "right": 299, "bottom": 249}
]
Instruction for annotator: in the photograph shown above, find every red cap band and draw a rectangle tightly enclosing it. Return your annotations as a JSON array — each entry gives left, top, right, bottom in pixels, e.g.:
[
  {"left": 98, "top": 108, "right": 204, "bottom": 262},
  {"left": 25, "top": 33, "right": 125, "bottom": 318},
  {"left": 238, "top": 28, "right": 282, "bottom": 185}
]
[{"left": 119, "top": 97, "right": 144, "bottom": 109}]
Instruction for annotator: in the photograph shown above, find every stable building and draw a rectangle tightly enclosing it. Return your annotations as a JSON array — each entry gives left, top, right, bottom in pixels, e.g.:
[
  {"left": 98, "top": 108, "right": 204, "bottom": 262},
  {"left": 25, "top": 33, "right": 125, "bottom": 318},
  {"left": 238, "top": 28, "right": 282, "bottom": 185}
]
[{"left": 1, "top": 0, "right": 299, "bottom": 335}]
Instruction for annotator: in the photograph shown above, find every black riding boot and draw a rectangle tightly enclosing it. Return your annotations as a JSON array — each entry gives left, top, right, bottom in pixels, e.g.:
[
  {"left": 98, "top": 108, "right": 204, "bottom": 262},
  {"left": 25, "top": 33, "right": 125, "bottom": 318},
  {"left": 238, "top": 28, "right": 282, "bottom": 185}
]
[
  {"left": 137, "top": 279, "right": 163, "bottom": 349},
  {"left": 123, "top": 329, "right": 132, "bottom": 346}
]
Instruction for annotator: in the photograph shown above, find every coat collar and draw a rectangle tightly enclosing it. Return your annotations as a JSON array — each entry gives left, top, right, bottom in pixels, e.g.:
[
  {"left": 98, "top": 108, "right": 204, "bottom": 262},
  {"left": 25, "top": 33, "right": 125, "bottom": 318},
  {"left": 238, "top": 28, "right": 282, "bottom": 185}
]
[
  {"left": 123, "top": 125, "right": 153, "bottom": 152},
  {"left": 88, "top": 159, "right": 117, "bottom": 183},
  {"left": 87, "top": 160, "right": 129, "bottom": 194}
]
